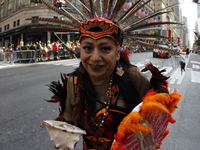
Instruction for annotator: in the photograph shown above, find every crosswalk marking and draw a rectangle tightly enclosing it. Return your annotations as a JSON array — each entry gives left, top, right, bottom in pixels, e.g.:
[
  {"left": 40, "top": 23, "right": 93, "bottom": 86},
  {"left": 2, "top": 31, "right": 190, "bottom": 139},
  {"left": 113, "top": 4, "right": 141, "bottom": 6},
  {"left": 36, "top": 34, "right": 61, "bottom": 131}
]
[
  {"left": 191, "top": 71, "right": 200, "bottom": 83},
  {"left": 192, "top": 64, "right": 200, "bottom": 69},
  {"left": 177, "top": 71, "right": 185, "bottom": 84},
  {"left": 169, "top": 66, "right": 186, "bottom": 85},
  {"left": 191, "top": 61, "right": 200, "bottom": 65}
]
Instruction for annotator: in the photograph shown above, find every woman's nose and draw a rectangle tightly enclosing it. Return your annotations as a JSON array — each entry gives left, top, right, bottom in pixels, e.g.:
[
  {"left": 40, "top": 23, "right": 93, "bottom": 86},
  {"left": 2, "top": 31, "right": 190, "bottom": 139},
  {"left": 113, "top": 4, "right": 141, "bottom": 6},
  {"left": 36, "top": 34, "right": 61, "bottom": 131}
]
[{"left": 90, "top": 49, "right": 101, "bottom": 61}]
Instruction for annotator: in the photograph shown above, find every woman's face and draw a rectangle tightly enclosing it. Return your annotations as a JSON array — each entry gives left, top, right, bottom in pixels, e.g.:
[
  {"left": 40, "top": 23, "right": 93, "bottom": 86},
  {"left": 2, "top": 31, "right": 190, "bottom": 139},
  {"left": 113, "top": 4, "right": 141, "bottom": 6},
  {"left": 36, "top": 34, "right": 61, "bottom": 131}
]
[{"left": 80, "top": 37, "right": 120, "bottom": 83}]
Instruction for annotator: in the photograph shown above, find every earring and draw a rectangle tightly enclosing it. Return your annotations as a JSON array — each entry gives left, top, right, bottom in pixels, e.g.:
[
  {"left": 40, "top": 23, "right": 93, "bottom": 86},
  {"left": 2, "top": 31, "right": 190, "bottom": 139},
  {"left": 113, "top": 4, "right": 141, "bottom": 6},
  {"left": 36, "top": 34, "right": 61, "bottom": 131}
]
[{"left": 116, "top": 61, "right": 124, "bottom": 76}]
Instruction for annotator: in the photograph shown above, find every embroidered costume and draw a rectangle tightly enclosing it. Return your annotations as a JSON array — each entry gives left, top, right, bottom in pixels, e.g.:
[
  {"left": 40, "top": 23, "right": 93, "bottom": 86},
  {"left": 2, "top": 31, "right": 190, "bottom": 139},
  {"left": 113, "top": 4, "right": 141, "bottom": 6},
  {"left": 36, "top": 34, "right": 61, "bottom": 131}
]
[{"left": 62, "top": 66, "right": 150, "bottom": 149}]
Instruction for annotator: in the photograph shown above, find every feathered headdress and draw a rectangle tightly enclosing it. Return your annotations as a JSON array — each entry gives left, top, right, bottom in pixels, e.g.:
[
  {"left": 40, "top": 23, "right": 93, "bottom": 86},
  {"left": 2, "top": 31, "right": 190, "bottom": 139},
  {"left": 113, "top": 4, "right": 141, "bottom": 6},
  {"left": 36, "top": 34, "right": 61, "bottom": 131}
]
[{"left": 26, "top": 0, "right": 182, "bottom": 54}]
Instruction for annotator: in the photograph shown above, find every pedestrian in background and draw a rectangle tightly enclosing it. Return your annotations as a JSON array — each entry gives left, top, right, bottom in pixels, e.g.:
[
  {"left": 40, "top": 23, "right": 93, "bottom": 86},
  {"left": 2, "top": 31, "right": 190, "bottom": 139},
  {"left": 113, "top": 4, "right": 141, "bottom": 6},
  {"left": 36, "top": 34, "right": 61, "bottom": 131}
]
[
  {"left": 186, "top": 48, "right": 190, "bottom": 58},
  {"left": 52, "top": 42, "right": 59, "bottom": 60},
  {"left": 42, "top": 43, "right": 49, "bottom": 59},
  {"left": 47, "top": 40, "right": 52, "bottom": 60},
  {"left": 20, "top": 39, "right": 24, "bottom": 47}
]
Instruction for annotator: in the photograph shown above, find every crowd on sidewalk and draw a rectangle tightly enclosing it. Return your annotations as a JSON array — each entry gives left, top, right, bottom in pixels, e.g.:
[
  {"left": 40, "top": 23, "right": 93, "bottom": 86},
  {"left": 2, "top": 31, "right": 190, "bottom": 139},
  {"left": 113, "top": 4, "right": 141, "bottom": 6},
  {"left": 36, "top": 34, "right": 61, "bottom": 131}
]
[{"left": 0, "top": 39, "right": 80, "bottom": 62}]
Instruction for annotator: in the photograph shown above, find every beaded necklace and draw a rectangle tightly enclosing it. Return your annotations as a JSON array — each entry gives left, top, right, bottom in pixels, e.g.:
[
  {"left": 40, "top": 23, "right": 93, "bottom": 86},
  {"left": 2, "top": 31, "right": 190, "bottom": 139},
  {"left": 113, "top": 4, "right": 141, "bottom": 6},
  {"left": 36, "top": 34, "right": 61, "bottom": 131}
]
[{"left": 91, "top": 74, "right": 113, "bottom": 127}]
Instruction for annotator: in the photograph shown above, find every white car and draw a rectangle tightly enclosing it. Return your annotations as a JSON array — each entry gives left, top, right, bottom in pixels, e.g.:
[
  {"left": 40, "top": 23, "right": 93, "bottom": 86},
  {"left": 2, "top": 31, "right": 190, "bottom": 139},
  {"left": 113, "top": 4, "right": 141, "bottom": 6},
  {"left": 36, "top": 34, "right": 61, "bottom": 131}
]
[
  {"left": 153, "top": 45, "right": 171, "bottom": 58},
  {"left": 172, "top": 46, "right": 181, "bottom": 53}
]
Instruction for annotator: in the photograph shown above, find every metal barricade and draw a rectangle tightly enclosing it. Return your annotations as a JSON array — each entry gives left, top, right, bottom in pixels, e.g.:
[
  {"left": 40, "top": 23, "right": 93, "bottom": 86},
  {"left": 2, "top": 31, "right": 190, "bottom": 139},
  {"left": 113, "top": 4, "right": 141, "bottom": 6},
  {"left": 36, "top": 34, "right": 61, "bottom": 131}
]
[
  {"left": 2, "top": 52, "right": 13, "bottom": 64},
  {"left": 0, "top": 52, "right": 4, "bottom": 61},
  {"left": 12, "top": 50, "right": 36, "bottom": 63}
]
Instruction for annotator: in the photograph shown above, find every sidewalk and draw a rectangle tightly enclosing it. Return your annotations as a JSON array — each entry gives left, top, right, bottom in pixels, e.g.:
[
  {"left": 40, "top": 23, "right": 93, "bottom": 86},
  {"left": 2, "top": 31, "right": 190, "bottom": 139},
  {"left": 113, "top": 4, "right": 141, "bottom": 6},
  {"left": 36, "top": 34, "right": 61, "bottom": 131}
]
[
  {"left": 0, "top": 58, "right": 77, "bottom": 69},
  {"left": 0, "top": 61, "right": 17, "bottom": 69},
  {"left": 0, "top": 60, "right": 35, "bottom": 69}
]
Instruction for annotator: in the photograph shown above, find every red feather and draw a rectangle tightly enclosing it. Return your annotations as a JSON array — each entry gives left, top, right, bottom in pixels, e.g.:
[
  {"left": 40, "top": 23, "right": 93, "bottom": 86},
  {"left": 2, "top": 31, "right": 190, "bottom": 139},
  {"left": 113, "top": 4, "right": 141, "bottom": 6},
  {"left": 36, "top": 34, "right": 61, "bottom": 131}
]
[{"left": 121, "top": 49, "right": 132, "bottom": 57}]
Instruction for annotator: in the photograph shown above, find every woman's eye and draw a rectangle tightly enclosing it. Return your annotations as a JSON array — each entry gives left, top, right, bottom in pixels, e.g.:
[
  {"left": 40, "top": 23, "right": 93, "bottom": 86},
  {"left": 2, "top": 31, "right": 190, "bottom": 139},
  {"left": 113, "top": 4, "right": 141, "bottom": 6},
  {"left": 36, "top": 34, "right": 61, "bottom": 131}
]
[
  {"left": 83, "top": 46, "right": 92, "bottom": 51},
  {"left": 101, "top": 47, "right": 111, "bottom": 52}
]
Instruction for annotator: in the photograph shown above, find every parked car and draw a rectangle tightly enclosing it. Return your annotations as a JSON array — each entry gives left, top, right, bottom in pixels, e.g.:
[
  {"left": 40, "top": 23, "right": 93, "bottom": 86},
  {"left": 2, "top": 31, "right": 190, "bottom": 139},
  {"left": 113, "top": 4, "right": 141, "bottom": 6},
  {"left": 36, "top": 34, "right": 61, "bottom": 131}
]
[
  {"left": 131, "top": 46, "right": 140, "bottom": 53},
  {"left": 172, "top": 46, "right": 181, "bottom": 53},
  {"left": 182, "top": 49, "right": 186, "bottom": 52},
  {"left": 153, "top": 44, "right": 171, "bottom": 58}
]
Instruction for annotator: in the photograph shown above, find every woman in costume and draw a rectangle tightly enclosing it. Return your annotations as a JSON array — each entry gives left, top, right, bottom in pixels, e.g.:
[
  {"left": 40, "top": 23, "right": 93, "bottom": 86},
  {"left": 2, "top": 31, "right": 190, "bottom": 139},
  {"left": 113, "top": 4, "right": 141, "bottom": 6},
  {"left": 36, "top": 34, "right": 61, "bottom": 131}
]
[
  {"left": 35, "top": 0, "right": 183, "bottom": 149},
  {"left": 62, "top": 17, "right": 151, "bottom": 149},
  {"left": 46, "top": 17, "right": 180, "bottom": 150}
]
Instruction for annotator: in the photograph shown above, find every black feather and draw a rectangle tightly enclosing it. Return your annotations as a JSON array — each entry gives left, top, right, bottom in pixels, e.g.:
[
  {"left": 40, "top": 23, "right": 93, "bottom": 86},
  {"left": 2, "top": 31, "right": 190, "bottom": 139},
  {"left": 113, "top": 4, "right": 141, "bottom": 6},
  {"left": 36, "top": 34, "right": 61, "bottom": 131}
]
[
  {"left": 45, "top": 73, "right": 68, "bottom": 113},
  {"left": 141, "top": 62, "right": 169, "bottom": 93}
]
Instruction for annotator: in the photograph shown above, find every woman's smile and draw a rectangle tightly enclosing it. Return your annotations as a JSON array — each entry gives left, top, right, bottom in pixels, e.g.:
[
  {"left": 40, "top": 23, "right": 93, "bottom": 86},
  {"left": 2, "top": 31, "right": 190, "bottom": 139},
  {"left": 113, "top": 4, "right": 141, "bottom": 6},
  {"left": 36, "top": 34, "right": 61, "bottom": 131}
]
[{"left": 89, "top": 64, "right": 104, "bottom": 71}]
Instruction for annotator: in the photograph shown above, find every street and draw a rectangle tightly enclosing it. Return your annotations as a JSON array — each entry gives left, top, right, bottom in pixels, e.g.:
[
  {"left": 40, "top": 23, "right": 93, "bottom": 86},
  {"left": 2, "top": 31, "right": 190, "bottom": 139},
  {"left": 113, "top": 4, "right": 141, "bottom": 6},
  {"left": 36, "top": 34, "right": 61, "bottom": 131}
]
[{"left": 0, "top": 52, "right": 200, "bottom": 150}]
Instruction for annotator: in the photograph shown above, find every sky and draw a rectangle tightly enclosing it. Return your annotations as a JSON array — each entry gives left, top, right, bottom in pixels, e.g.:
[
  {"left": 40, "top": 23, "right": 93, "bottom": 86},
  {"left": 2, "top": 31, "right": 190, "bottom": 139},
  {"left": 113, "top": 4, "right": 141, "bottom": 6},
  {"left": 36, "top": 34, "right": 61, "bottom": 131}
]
[{"left": 180, "top": 0, "right": 198, "bottom": 45}]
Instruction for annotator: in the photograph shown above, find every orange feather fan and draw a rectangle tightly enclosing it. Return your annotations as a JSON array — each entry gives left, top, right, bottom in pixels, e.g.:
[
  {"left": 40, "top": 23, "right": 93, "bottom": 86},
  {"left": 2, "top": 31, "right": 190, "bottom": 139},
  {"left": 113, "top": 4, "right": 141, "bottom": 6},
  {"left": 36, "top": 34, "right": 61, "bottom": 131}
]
[{"left": 111, "top": 89, "right": 182, "bottom": 150}]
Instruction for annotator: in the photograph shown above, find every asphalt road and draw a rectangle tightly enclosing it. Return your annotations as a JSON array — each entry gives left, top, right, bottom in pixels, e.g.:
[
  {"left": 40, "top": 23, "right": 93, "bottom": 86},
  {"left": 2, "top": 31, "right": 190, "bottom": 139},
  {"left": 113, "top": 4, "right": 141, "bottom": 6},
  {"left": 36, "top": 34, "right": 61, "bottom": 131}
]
[{"left": 0, "top": 52, "right": 200, "bottom": 150}]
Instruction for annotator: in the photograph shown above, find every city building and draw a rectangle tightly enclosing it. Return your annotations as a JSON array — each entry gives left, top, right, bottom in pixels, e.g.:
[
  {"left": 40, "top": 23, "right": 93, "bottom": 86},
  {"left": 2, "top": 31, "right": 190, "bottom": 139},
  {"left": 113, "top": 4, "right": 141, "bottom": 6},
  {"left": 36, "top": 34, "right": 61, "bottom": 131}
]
[
  {"left": 0, "top": 0, "right": 77, "bottom": 48},
  {"left": 153, "top": 0, "right": 186, "bottom": 47},
  {"left": 0, "top": 0, "right": 188, "bottom": 49},
  {"left": 182, "top": 16, "right": 189, "bottom": 48}
]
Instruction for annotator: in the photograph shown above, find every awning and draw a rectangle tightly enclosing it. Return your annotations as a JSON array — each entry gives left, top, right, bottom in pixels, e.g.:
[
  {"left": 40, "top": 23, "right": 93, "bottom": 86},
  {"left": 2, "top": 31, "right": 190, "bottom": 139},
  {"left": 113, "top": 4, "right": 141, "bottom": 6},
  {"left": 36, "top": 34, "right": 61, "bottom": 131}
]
[
  {"left": 0, "top": 24, "right": 78, "bottom": 38},
  {"left": 23, "top": 26, "right": 78, "bottom": 33},
  {"left": 0, "top": 26, "right": 26, "bottom": 37}
]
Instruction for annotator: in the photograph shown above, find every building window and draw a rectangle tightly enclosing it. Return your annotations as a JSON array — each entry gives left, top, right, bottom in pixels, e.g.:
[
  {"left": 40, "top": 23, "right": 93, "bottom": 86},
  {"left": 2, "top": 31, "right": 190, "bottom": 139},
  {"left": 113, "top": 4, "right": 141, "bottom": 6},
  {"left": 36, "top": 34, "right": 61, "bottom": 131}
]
[
  {"left": 0, "top": 3, "right": 4, "bottom": 19},
  {"left": 32, "top": 16, "right": 39, "bottom": 23},
  {"left": 13, "top": 21, "right": 16, "bottom": 27},
  {"left": 17, "top": 0, "right": 22, "bottom": 6},
  {"left": 7, "top": 24, "right": 9, "bottom": 30},
  {"left": 4, "top": 25, "right": 6, "bottom": 31},
  {"left": 8, "top": 0, "right": 12, "bottom": 15},
  {"left": 17, "top": 20, "right": 20, "bottom": 26},
  {"left": 17, "top": 0, "right": 22, "bottom": 10},
  {"left": 0, "top": 27, "right": 2, "bottom": 32}
]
